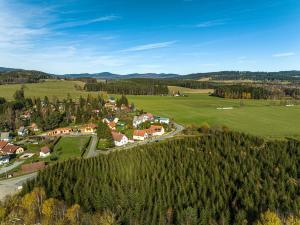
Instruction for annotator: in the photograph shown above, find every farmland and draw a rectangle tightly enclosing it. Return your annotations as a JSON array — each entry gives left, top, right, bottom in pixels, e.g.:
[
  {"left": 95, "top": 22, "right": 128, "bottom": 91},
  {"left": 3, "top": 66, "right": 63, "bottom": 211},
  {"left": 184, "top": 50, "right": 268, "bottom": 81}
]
[
  {"left": 0, "top": 80, "right": 300, "bottom": 138},
  {"left": 128, "top": 94, "right": 300, "bottom": 138}
]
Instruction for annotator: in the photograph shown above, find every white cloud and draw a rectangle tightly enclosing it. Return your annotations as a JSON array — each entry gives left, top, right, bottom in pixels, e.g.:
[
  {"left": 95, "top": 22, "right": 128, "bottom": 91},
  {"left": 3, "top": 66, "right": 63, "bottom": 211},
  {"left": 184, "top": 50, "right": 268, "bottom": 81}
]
[
  {"left": 195, "top": 19, "right": 227, "bottom": 28},
  {"left": 272, "top": 52, "right": 295, "bottom": 57},
  {"left": 122, "top": 41, "right": 177, "bottom": 52},
  {"left": 52, "top": 15, "right": 120, "bottom": 29}
]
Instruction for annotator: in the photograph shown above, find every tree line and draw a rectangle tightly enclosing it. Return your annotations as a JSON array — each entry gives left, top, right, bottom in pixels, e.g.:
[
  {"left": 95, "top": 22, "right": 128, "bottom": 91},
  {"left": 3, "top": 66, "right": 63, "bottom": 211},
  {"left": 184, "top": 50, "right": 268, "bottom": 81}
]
[
  {"left": 21, "top": 130, "right": 300, "bottom": 225},
  {"left": 0, "top": 70, "right": 54, "bottom": 85},
  {"left": 212, "top": 85, "right": 300, "bottom": 99},
  {"left": 84, "top": 78, "right": 217, "bottom": 95},
  {"left": 212, "top": 85, "right": 273, "bottom": 99}
]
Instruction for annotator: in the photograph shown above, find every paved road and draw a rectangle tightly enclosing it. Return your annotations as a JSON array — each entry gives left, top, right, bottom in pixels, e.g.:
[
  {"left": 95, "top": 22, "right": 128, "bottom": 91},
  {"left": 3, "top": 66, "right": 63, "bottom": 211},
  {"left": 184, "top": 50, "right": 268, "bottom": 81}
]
[
  {"left": 86, "top": 122, "right": 185, "bottom": 156},
  {"left": 0, "top": 172, "right": 37, "bottom": 201},
  {"left": 0, "top": 161, "right": 24, "bottom": 175},
  {"left": 85, "top": 135, "right": 98, "bottom": 158}
]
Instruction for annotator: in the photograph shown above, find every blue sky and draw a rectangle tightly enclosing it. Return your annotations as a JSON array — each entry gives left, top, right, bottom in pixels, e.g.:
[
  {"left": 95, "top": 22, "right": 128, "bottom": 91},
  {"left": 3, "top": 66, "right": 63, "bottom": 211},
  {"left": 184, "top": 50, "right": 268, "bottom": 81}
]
[{"left": 0, "top": 0, "right": 299, "bottom": 74}]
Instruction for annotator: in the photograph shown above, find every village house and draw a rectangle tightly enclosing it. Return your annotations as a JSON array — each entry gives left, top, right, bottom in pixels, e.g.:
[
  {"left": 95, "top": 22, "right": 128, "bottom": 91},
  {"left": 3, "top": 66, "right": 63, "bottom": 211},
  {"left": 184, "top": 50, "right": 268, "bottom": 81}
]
[
  {"left": 154, "top": 116, "right": 170, "bottom": 124},
  {"left": 1, "top": 144, "right": 24, "bottom": 155},
  {"left": 108, "top": 121, "right": 116, "bottom": 130},
  {"left": 0, "top": 155, "right": 10, "bottom": 166},
  {"left": 133, "top": 130, "right": 149, "bottom": 141},
  {"left": 20, "top": 111, "right": 31, "bottom": 120},
  {"left": 0, "top": 132, "right": 12, "bottom": 142},
  {"left": 133, "top": 113, "right": 154, "bottom": 128},
  {"left": 40, "top": 146, "right": 51, "bottom": 158},
  {"left": 18, "top": 126, "right": 28, "bottom": 136},
  {"left": 147, "top": 125, "right": 165, "bottom": 136},
  {"left": 29, "top": 123, "right": 40, "bottom": 132},
  {"left": 108, "top": 96, "right": 116, "bottom": 104},
  {"left": 48, "top": 127, "right": 73, "bottom": 136},
  {"left": 80, "top": 123, "right": 98, "bottom": 134},
  {"left": 111, "top": 131, "right": 128, "bottom": 146}
]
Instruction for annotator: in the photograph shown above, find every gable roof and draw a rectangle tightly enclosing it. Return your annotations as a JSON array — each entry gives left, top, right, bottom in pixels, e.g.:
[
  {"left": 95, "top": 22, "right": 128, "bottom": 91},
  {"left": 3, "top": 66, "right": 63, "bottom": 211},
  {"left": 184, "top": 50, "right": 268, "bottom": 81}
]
[
  {"left": 0, "top": 141, "right": 8, "bottom": 150},
  {"left": 111, "top": 132, "right": 125, "bottom": 142},
  {"left": 133, "top": 130, "right": 147, "bottom": 137},
  {"left": 149, "top": 125, "right": 163, "bottom": 132},
  {"left": 2, "top": 144, "right": 20, "bottom": 154},
  {"left": 40, "top": 146, "right": 50, "bottom": 154}
]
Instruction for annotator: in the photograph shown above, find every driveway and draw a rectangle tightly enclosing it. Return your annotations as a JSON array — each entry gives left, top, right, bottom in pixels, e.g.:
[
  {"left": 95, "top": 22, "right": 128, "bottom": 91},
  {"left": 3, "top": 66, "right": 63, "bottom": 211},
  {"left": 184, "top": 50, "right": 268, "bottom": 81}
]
[
  {"left": 85, "top": 135, "right": 98, "bottom": 158},
  {"left": 0, "top": 172, "right": 37, "bottom": 201}
]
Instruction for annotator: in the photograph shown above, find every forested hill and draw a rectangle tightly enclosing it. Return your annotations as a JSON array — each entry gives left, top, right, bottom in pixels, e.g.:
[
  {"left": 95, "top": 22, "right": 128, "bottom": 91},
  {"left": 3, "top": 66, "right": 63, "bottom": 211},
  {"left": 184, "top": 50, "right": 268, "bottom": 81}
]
[
  {"left": 65, "top": 70, "right": 300, "bottom": 81},
  {"left": 23, "top": 130, "right": 300, "bottom": 225},
  {"left": 64, "top": 72, "right": 180, "bottom": 79},
  {"left": 183, "top": 71, "right": 300, "bottom": 81},
  {"left": 0, "top": 70, "right": 55, "bottom": 84}
]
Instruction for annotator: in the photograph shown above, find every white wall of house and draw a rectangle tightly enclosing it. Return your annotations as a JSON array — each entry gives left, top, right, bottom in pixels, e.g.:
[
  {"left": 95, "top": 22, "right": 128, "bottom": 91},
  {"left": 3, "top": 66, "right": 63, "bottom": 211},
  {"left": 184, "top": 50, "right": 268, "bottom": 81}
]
[
  {"left": 152, "top": 127, "right": 165, "bottom": 136},
  {"left": 133, "top": 134, "right": 148, "bottom": 141},
  {"left": 114, "top": 136, "right": 128, "bottom": 146},
  {"left": 40, "top": 152, "right": 50, "bottom": 158}
]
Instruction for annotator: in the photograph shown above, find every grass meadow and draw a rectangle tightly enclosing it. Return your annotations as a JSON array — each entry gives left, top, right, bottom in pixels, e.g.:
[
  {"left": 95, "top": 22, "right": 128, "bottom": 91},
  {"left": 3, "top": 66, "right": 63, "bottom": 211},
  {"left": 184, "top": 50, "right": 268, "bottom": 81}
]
[{"left": 0, "top": 80, "right": 299, "bottom": 138}]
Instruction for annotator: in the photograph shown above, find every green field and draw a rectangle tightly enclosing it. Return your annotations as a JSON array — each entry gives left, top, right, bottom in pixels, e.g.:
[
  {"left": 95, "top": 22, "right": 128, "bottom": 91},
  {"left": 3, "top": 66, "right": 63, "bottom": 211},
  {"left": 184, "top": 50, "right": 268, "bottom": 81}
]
[
  {"left": 128, "top": 94, "right": 300, "bottom": 138},
  {"left": 0, "top": 80, "right": 103, "bottom": 100},
  {"left": 53, "top": 136, "right": 91, "bottom": 160},
  {"left": 1, "top": 80, "right": 299, "bottom": 138}
]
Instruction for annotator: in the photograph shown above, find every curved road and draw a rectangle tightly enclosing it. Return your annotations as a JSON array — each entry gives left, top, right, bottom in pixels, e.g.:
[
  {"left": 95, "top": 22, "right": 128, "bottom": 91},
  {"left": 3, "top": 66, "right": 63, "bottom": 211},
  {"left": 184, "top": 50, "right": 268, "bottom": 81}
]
[{"left": 86, "top": 122, "right": 184, "bottom": 156}]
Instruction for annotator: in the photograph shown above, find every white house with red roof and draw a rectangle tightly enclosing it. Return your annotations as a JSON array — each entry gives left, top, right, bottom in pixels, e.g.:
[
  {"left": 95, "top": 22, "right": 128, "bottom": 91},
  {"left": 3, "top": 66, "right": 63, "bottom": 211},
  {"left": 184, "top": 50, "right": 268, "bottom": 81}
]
[
  {"left": 0, "top": 143, "right": 24, "bottom": 155},
  {"left": 133, "top": 130, "right": 149, "bottom": 141},
  {"left": 147, "top": 125, "right": 165, "bottom": 136},
  {"left": 40, "top": 146, "right": 51, "bottom": 158},
  {"left": 111, "top": 131, "right": 128, "bottom": 146}
]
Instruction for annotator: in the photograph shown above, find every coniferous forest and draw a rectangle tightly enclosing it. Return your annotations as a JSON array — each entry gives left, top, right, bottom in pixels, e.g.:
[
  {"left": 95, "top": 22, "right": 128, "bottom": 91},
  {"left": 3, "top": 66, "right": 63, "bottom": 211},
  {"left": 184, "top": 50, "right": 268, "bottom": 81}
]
[{"left": 22, "top": 131, "right": 300, "bottom": 225}]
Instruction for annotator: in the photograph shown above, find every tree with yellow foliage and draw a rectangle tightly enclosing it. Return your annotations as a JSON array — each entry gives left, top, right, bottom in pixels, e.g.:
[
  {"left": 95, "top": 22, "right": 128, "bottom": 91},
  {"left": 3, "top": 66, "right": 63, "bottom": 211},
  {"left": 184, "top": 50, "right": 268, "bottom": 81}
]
[
  {"left": 255, "top": 210, "right": 282, "bottom": 225},
  {"left": 66, "top": 204, "right": 81, "bottom": 225},
  {"left": 285, "top": 215, "right": 300, "bottom": 225},
  {"left": 42, "top": 198, "right": 65, "bottom": 225},
  {"left": 98, "top": 210, "right": 119, "bottom": 225},
  {"left": 21, "top": 187, "right": 46, "bottom": 224}
]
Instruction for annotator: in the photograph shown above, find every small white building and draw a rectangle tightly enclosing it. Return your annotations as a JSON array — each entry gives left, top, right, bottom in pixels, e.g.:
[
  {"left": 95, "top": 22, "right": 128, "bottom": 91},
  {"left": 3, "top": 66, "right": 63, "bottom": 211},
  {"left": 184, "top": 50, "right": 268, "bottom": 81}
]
[
  {"left": 18, "top": 126, "right": 28, "bottom": 136},
  {"left": 40, "top": 146, "right": 51, "bottom": 158},
  {"left": 155, "top": 117, "right": 170, "bottom": 124},
  {"left": 112, "top": 132, "right": 128, "bottom": 146},
  {"left": 133, "top": 130, "right": 149, "bottom": 141},
  {"left": 0, "top": 155, "right": 10, "bottom": 165}
]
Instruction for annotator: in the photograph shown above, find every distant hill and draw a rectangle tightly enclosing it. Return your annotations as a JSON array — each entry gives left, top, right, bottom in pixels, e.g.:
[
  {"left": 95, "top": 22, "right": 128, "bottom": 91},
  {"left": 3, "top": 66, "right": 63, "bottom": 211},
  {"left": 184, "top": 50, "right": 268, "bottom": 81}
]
[
  {"left": 183, "top": 71, "right": 300, "bottom": 81},
  {"left": 0, "top": 67, "right": 19, "bottom": 72},
  {"left": 64, "top": 72, "right": 180, "bottom": 79},
  {"left": 0, "top": 69, "right": 55, "bottom": 84}
]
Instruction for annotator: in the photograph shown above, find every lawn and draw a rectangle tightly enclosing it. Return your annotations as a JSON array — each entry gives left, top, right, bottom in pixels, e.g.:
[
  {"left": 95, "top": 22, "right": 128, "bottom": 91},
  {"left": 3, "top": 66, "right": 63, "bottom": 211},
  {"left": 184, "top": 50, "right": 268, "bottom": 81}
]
[
  {"left": 128, "top": 94, "right": 300, "bottom": 138},
  {"left": 53, "top": 136, "right": 91, "bottom": 160}
]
